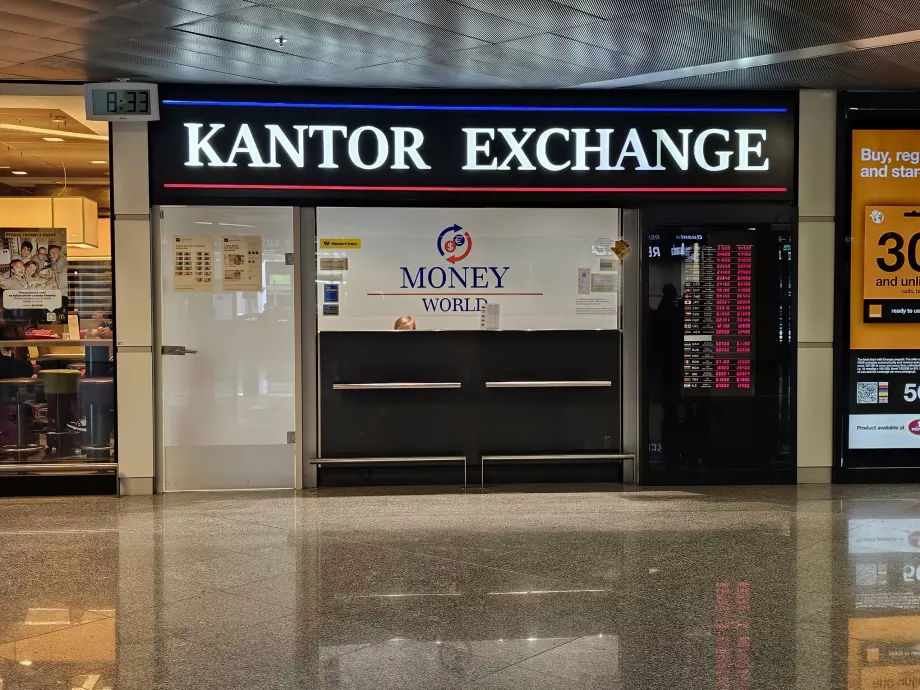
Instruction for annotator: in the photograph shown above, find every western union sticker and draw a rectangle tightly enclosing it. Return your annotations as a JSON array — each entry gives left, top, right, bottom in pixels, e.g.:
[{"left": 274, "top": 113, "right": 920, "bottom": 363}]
[{"left": 319, "top": 238, "right": 361, "bottom": 250}]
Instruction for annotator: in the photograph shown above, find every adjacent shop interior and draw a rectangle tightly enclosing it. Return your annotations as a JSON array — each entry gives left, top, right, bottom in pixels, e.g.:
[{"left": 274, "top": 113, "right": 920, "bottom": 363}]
[{"left": 0, "top": 94, "right": 114, "bottom": 495}]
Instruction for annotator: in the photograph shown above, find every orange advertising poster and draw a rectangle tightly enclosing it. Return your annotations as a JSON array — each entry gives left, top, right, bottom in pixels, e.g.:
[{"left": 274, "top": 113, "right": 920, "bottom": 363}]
[
  {"left": 851, "top": 131, "right": 920, "bottom": 348},
  {"left": 862, "top": 206, "right": 920, "bottom": 306},
  {"left": 849, "top": 616, "right": 920, "bottom": 690}
]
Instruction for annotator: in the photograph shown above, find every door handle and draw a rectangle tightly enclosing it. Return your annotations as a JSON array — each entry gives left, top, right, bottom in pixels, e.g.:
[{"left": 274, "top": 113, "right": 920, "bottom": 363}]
[{"left": 162, "top": 345, "right": 198, "bottom": 356}]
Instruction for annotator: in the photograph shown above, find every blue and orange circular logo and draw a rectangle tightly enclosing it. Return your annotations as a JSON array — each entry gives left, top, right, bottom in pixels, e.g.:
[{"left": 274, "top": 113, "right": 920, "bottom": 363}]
[{"left": 437, "top": 224, "right": 472, "bottom": 264}]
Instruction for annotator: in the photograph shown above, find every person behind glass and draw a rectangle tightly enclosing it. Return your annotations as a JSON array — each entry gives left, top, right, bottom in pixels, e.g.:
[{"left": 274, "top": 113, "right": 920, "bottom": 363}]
[
  {"left": 0, "top": 325, "right": 34, "bottom": 378},
  {"left": 394, "top": 316, "right": 416, "bottom": 330},
  {"left": 652, "top": 283, "right": 684, "bottom": 468}
]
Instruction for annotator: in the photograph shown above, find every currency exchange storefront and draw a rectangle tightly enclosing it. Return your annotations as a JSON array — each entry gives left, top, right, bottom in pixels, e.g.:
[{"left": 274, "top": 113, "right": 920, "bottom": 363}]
[{"left": 147, "top": 86, "right": 798, "bottom": 489}]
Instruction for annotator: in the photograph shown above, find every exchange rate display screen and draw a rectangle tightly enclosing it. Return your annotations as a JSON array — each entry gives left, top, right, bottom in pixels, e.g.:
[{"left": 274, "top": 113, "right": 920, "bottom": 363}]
[
  {"left": 681, "top": 235, "right": 755, "bottom": 394},
  {"left": 643, "top": 223, "right": 794, "bottom": 481}
]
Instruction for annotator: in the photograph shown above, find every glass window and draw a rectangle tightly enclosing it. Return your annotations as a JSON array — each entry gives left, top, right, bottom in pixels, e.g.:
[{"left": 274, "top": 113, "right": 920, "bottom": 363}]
[
  {"left": 0, "top": 94, "right": 114, "bottom": 470},
  {"left": 315, "top": 207, "right": 622, "bottom": 332}
]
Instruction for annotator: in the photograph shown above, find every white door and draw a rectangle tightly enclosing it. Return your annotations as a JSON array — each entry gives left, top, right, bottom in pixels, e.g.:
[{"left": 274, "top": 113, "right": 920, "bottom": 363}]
[{"left": 156, "top": 206, "right": 296, "bottom": 491}]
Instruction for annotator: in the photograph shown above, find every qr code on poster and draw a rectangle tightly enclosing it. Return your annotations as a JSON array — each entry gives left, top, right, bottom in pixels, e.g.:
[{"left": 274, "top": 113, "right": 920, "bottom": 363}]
[
  {"left": 857, "top": 381, "right": 878, "bottom": 404},
  {"left": 855, "top": 563, "right": 880, "bottom": 586}
]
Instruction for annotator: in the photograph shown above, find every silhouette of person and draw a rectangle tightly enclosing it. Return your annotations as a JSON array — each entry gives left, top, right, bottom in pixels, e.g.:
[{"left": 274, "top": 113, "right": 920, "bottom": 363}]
[{"left": 652, "top": 283, "right": 685, "bottom": 468}]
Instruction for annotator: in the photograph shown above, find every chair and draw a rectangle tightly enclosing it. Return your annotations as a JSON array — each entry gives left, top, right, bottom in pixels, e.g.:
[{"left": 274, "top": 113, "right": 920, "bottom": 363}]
[
  {"left": 0, "top": 377, "right": 42, "bottom": 459},
  {"left": 37, "top": 369, "right": 81, "bottom": 457},
  {"left": 79, "top": 377, "right": 114, "bottom": 459}
]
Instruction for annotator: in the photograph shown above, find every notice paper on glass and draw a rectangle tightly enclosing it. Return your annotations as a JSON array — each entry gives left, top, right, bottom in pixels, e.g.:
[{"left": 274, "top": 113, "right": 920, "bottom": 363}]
[
  {"left": 591, "top": 273, "right": 617, "bottom": 293},
  {"left": 221, "top": 235, "right": 263, "bottom": 292},
  {"left": 173, "top": 236, "right": 213, "bottom": 292},
  {"left": 480, "top": 302, "right": 500, "bottom": 330},
  {"left": 320, "top": 257, "right": 348, "bottom": 272},
  {"left": 592, "top": 237, "right": 614, "bottom": 256}
]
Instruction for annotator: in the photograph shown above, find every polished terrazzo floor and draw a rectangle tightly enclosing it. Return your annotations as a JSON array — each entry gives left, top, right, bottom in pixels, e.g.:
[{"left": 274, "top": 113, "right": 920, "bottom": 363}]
[{"left": 0, "top": 483, "right": 917, "bottom": 689}]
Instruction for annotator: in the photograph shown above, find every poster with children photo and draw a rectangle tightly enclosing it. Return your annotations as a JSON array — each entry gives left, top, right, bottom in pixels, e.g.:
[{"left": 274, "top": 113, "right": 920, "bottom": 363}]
[{"left": 0, "top": 229, "right": 67, "bottom": 314}]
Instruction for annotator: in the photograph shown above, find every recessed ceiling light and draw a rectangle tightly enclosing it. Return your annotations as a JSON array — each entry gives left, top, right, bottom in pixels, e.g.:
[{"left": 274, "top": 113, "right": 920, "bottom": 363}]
[
  {"left": 0, "top": 166, "right": 9, "bottom": 169},
  {"left": 89, "top": 160, "right": 107, "bottom": 164},
  {"left": 11, "top": 171, "right": 27, "bottom": 175},
  {"left": 42, "top": 137, "right": 65, "bottom": 142}
]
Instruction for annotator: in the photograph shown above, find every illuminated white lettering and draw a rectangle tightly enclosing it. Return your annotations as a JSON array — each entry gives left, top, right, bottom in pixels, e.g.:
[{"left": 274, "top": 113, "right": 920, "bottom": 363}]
[
  {"left": 736, "top": 129, "right": 769, "bottom": 171},
  {"left": 651, "top": 129, "right": 692, "bottom": 171},
  {"left": 348, "top": 126, "right": 388, "bottom": 170},
  {"left": 571, "top": 128, "right": 614, "bottom": 171},
  {"left": 694, "top": 129, "right": 732, "bottom": 171},
  {"left": 225, "top": 124, "right": 267, "bottom": 167},
  {"left": 265, "top": 125, "right": 309, "bottom": 167},
  {"left": 308, "top": 125, "right": 347, "bottom": 169},
  {"left": 535, "top": 128, "right": 570, "bottom": 171},
  {"left": 391, "top": 127, "right": 430, "bottom": 170},
  {"left": 462, "top": 128, "right": 497, "bottom": 170},
  {"left": 497, "top": 128, "right": 536, "bottom": 170},
  {"left": 612, "top": 128, "right": 653, "bottom": 170},
  {"left": 184, "top": 123, "right": 226, "bottom": 167}
]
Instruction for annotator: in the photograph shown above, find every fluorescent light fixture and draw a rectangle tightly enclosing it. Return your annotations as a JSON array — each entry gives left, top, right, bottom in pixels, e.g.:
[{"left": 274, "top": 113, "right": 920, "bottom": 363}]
[
  {"left": 11, "top": 171, "right": 27, "bottom": 175},
  {"left": 25, "top": 607, "right": 70, "bottom": 625},
  {"left": 0, "top": 123, "right": 107, "bottom": 141},
  {"left": 89, "top": 160, "right": 107, "bottom": 164},
  {"left": 43, "top": 137, "right": 65, "bottom": 142},
  {"left": 0, "top": 197, "right": 98, "bottom": 248}
]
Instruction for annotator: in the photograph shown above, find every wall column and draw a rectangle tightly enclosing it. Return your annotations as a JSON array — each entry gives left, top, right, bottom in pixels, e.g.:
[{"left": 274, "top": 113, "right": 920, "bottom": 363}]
[
  {"left": 796, "top": 90, "right": 837, "bottom": 483},
  {"left": 112, "top": 121, "right": 155, "bottom": 495}
]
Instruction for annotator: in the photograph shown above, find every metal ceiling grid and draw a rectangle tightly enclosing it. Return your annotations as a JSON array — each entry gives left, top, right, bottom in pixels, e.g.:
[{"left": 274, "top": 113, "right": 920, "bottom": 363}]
[{"left": 0, "top": 0, "right": 920, "bottom": 87}]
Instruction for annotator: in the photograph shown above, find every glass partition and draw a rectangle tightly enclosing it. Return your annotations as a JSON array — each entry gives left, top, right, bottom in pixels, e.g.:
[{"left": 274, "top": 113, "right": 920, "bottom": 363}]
[
  {"left": 315, "top": 207, "right": 622, "bottom": 332},
  {"left": 157, "top": 206, "right": 296, "bottom": 491}
]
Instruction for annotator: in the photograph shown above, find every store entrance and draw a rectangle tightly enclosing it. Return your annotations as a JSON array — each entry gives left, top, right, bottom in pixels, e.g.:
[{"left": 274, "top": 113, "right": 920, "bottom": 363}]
[{"left": 155, "top": 206, "right": 297, "bottom": 491}]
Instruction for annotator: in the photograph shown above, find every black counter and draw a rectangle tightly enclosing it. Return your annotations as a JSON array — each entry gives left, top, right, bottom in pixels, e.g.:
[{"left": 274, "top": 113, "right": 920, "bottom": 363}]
[{"left": 318, "top": 329, "right": 621, "bottom": 486}]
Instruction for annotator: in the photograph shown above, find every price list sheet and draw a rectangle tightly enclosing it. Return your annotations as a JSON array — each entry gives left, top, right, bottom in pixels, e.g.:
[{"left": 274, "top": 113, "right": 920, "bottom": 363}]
[{"left": 682, "top": 239, "right": 755, "bottom": 395}]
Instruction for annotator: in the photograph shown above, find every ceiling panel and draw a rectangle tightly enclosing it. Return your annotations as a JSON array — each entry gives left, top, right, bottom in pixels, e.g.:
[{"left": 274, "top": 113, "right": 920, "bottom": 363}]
[
  {"left": 432, "top": 42, "right": 612, "bottom": 85},
  {"left": 354, "top": 58, "right": 520, "bottom": 86},
  {"left": 0, "top": 0, "right": 99, "bottom": 24},
  {"left": 178, "top": 6, "right": 431, "bottom": 63},
  {"left": 259, "top": 0, "right": 488, "bottom": 51},
  {"left": 426, "top": 0, "right": 600, "bottom": 30},
  {"left": 376, "top": 0, "right": 545, "bottom": 43},
  {"left": 501, "top": 33, "right": 633, "bottom": 75},
  {"left": 0, "top": 0, "right": 919, "bottom": 87},
  {"left": 159, "top": 0, "right": 258, "bottom": 13},
  {"left": 0, "top": 28, "right": 83, "bottom": 56},
  {"left": 647, "top": 59, "right": 868, "bottom": 88}
]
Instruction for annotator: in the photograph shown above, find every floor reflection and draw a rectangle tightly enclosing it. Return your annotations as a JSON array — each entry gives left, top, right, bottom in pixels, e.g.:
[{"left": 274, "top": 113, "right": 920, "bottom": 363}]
[{"left": 3, "top": 485, "right": 920, "bottom": 688}]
